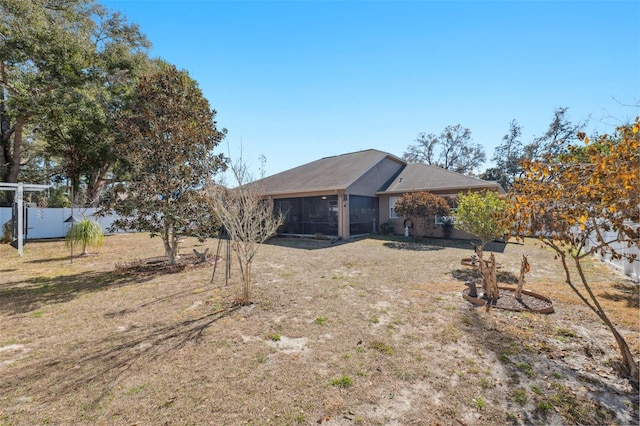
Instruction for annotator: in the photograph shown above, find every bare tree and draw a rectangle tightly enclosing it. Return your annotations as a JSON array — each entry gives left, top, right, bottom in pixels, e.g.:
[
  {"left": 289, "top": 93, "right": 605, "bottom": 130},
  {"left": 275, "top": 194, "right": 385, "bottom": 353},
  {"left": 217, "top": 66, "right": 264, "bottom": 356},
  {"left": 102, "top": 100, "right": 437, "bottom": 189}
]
[
  {"left": 207, "top": 159, "right": 284, "bottom": 305},
  {"left": 523, "top": 107, "right": 585, "bottom": 160},
  {"left": 403, "top": 125, "right": 486, "bottom": 174},
  {"left": 489, "top": 119, "right": 525, "bottom": 190}
]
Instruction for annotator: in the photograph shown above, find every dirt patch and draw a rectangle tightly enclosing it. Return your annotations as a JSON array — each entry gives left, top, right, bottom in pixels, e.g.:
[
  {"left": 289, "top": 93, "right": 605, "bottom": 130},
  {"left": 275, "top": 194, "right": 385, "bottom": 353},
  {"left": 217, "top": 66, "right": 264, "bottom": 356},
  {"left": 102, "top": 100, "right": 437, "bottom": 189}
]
[
  {"left": 115, "top": 253, "right": 214, "bottom": 275},
  {"left": 0, "top": 234, "right": 638, "bottom": 425},
  {"left": 463, "top": 287, "right": 554, "bottom": 313}
]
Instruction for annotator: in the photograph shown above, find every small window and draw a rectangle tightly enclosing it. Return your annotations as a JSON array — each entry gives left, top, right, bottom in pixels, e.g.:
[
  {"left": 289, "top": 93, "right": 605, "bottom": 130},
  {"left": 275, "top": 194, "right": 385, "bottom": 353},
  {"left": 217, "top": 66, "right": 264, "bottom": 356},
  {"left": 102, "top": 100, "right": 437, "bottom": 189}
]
[
  {"left": 389, "top": 196, "right": 399, "bottom": 218},
  {"left": 435, "top": 208, "right": 457, "bottom": 225}
]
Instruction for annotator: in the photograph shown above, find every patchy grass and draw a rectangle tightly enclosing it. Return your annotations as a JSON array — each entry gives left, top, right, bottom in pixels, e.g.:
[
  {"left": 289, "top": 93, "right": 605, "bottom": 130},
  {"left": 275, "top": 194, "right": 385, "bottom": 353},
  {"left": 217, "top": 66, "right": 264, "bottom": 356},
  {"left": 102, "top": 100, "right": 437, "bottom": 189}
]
[
  {"left": 0, "top": 233, "right": 637, "bottom": 425},
  {"left": 331, "top": 375, "right": 353, "bottom": 388},
  {"left": 314, "top": 316, "right": 327, "bottom": 326}
]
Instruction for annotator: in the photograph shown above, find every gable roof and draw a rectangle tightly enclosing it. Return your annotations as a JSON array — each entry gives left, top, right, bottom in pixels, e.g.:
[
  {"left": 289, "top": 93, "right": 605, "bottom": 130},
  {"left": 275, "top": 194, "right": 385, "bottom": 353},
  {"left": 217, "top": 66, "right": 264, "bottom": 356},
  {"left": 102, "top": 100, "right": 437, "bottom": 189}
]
[
  {"left": 378, "top": 163, "right": 504, "bottom": 194},
  {"left": 251, "top": 149, "right": 405, "bottom": 196}
]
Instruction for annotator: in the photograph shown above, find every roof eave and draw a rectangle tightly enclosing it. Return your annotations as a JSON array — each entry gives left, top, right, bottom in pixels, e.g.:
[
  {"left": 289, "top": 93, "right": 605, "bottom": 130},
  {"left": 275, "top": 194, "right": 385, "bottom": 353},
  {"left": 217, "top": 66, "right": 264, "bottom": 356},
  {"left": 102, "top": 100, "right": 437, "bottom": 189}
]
[
  {"left": 263, "top": 187, "right": 347, "bottom": 197},
  {"left": 376, "top": 182, "right": 503, "bottom": 195}
]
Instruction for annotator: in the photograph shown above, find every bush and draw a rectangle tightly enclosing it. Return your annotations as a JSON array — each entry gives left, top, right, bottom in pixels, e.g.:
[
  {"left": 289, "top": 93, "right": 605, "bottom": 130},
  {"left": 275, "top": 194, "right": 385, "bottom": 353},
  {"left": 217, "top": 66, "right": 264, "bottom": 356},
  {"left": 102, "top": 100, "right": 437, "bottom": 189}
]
[
  {"left": 441, "top": 217, "right": 454, "bottom": 239},
  {"left": 380, "top": 220, "right": 394, "bottom": 235},
  {"left": 66, "top": 218, "right": 104, "bottom": 255},
  {"left": 393, "top": 192, "right": 450, "bottom": 237},
  {"left": 454, "top": 190, "right": 505, "bottom": 248}
]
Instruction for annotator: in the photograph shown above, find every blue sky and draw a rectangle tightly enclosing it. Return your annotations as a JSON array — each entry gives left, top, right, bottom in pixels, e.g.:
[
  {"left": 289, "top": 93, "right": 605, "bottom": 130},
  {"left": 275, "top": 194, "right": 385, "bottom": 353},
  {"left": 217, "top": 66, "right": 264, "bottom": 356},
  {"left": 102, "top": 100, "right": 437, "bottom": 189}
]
[{"left": 102, "top": 0, "right": 640, "bottom": 180}]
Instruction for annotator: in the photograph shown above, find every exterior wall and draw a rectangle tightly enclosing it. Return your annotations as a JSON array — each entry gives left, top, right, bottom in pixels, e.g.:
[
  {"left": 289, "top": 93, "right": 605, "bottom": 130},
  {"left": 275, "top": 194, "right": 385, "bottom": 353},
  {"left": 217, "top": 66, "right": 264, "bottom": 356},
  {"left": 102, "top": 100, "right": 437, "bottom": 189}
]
[
  {"left": 347, "top": 158, "right": 404, "bottom": 197},
  {"left": 378, "top": 189, "right": 495, "bottom": 240}
]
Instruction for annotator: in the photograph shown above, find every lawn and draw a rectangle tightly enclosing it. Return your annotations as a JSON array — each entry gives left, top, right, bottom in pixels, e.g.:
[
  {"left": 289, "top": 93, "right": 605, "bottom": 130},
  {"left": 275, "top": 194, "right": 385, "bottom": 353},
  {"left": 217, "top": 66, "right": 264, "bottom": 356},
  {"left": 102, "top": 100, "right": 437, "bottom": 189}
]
[{"left": 0, "top": 233, "right": 638, "bottom": 425}]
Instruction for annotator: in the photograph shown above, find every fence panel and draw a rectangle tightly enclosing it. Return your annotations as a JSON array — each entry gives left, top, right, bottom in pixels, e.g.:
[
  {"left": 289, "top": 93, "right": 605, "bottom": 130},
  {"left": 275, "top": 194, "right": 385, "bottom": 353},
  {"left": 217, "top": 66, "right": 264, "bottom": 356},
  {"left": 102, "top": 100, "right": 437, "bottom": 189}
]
[
  {"left": 0, "top": 207, "right": 122, "bottom": 240},
  {"left": 593, "top": 225, "right": 639, "bottom": 283}
]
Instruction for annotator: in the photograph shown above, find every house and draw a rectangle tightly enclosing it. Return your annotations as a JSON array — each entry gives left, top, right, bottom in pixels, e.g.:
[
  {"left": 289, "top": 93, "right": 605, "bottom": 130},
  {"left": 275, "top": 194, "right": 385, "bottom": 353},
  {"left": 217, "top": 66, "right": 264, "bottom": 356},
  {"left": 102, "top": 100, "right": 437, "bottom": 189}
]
[
  {"left": 251, "top": 149, "right": 504, "bottom": 240},
  {"left": 378, "top": 162, "right": 505, "bottom": 237}
]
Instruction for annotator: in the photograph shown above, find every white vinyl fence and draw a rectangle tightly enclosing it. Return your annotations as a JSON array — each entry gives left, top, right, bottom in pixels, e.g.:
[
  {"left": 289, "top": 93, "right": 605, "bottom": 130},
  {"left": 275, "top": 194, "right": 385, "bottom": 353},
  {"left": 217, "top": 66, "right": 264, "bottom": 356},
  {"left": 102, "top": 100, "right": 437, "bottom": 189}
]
[
  {"left": 0, "top": 207, "right": 122, "bottom": 240},
  {"left": 587, "top": 223, "right": 640, "bottom": 283}
]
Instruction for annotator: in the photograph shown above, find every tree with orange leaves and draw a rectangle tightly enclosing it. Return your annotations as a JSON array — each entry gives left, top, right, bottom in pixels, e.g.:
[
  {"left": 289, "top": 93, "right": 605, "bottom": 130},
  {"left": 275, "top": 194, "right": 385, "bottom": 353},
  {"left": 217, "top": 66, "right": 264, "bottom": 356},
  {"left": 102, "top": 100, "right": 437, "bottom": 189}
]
[{"left": 507, "top": 119, "right": 639, "bottom": 387}]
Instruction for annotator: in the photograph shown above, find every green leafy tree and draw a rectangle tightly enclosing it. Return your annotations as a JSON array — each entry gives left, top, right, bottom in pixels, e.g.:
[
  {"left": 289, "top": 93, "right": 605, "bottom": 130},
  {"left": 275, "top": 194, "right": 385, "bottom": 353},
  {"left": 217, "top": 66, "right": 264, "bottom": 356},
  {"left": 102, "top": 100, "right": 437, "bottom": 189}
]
[
  {"left": 507, "top": 119, "right": 639, "bottom": 387},
  {"left": 0, "top": 0, "right": 149, "bottom": 206},
  {"left": 454, "top": 190, "right": 506, "bottom": 249},
  {"left": 455, "top": 189, "right": 507, "bottom": 301},
  {"left": 403, "top": 125, "right": 486, "bottom": 175},
  {"left": 1, "top": 0, "right": 95, "bottom": 193},
  {"left": 104, "top": 61, "right": 227, "bottom": 265},
  {"left": 39, "top": 10, "right": 150, "bottom": 206},
  {"left": 393, "top": 191, "right": 450, "bottom": 237},
  {"left": 65, "top": 218, "right": 104, "bottom": 255}
]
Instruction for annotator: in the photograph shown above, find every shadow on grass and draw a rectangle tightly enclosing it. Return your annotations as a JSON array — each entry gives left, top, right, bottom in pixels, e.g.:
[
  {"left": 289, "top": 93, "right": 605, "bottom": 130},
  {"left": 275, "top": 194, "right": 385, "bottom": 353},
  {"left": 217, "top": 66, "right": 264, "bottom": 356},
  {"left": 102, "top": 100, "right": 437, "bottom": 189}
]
[
  {"left": 458, "top": 308, "right": 632, "bottom": 425},
  {"left": 26, "top": 255, "right": 73, "bottom": 264},
  {"left": 264, "top": 234, "right": 509, "bottom": 254},
  {"left": 264, "top": 234, "right": 414, "bottom": 250},
  {"left": 0, "top": 270, "right": 154, "bottom": 315},
  {"left": 372, "top": 235, "right": 508, "bottom": 253},
  {"left": 383, "top": 241, "right": 445, "bottom": 251},
  {"left": 373, "top": 234, "right": 470, "bottom": 250},
  {"left": 600, "top": 281, "right": 640, "bottom": 308},
  {"left": 1, "top": 255, "right": 215, "bottom": 315},
  {"left": 264, "top": 236, "right": 345, "bottom": 250},
  {"left": 3, "top": 304, "right": 240, "bottom": 405},
  {"left": 451, "top": 268, "right": 481, "bottom": 282},
  {"left": 451, "top": 268, "right": 519, "bottom": 284}
]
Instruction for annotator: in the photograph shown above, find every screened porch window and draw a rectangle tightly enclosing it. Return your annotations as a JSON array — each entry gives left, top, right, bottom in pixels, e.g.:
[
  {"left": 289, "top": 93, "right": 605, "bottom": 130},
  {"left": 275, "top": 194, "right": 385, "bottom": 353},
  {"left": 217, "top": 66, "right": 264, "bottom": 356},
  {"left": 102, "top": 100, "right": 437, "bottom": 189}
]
[
  {"left": 349, "top": 195, "right": 379, "bottom": 234},
  {"left": 273, "top": 195, "right": 339, "bottom": 236}
]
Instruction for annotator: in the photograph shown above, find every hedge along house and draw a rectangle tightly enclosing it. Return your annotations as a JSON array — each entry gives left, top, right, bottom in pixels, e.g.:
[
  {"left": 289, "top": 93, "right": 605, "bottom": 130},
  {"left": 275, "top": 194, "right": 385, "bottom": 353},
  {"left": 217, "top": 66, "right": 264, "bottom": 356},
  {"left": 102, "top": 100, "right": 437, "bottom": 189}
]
[{"left": 250, "top": 149, "right": 504, "bottom": 240}]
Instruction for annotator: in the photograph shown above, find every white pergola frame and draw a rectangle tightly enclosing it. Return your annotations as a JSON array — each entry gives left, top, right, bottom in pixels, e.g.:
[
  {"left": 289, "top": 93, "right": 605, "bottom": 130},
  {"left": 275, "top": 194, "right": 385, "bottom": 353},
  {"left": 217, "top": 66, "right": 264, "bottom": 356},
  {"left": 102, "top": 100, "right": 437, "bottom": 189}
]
[{"left": 0, "top": 182, "right": 51, "bottom": 256}]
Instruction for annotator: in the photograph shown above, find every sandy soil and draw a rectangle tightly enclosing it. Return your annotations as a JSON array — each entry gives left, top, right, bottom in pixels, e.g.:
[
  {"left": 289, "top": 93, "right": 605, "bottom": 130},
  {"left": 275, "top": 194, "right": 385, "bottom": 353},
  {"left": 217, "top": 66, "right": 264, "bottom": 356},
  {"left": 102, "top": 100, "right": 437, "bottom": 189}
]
[{"left": 0, "top": 233, "right": 638, "bottom": 425}]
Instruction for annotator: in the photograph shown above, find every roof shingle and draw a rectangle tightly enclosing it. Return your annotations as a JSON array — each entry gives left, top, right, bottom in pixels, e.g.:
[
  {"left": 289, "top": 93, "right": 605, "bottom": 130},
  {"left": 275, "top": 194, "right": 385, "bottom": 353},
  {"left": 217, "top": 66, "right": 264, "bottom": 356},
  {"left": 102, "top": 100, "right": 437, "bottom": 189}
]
[
  {"left": 379, "top": 163, "right": 503, "bottom": 194},
  {"left": 252, "top": 149, "right": 403, "bottom": 195}
]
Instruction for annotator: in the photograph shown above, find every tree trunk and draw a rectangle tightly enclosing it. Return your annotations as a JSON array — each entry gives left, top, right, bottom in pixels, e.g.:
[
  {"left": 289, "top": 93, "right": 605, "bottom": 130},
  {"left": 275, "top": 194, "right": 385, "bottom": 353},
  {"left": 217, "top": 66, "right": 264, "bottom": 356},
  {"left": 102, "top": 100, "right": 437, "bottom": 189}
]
[
  {"left": 476, "top": 246, "right": 488, "bottom": 294},
  {"left": 476, "top": 247, "right": 499, "bottom": 302},
  {"left": 0, "top": 77, "right": 16, "bottom": 193},
  {"left": 85, "top": 162, "right": 112, "bottom": 207},
  {"left": 515, "top": 255, "right": 529, "bottom": 299},
  {"left": 241, "top": 261, "right": 251, "bottom": 305},
  {"left": 7, "top": 116, "right": 24, "bottom": 184},
  {"left": 485, "top": 253, "right": 499, "bottom": 303},
  {"left": 163, "top": 228, "right": 178, "bottom": 266},
  {"left": 573, "top": 257, "right": 639, "bottom": 388},
  {"left": 607, "top": 316, "right": 640, "bottom": 388}
]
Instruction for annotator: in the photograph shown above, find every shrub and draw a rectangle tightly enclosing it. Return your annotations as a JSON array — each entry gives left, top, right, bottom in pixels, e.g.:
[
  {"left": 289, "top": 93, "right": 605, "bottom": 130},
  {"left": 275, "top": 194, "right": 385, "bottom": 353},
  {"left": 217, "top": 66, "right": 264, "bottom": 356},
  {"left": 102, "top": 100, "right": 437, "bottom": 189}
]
[
  {"left": 65, "top": 218, "right": 104, "bottom": 255},
  {"left": 393, "top": 192, "right": 450, "bottom": 237},
  {"left": 380, "top": 220, "right": 394, "bottom": 235}
]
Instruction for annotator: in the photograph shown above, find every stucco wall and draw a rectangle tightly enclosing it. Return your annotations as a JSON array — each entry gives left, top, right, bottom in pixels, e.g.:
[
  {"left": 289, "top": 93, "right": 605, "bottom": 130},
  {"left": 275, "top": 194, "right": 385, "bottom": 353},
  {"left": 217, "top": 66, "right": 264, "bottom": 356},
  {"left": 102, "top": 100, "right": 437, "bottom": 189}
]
[
  {"left": 378, "top": 190, "right": 490, "bottom": 240},
  {"left": 347, "top": 158, "right": 403, "bottom": 197}
]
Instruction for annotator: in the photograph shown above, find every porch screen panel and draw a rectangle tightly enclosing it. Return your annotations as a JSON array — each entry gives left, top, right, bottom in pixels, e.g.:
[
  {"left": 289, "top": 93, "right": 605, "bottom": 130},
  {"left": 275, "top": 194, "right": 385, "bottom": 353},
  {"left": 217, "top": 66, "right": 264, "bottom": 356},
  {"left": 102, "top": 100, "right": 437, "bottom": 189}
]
[
  {"left": 273, "top": 196, "right": 338, "bottom": 236},
  {"left": 349, "top": 195, "right": 378, "bottom": 234}
]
